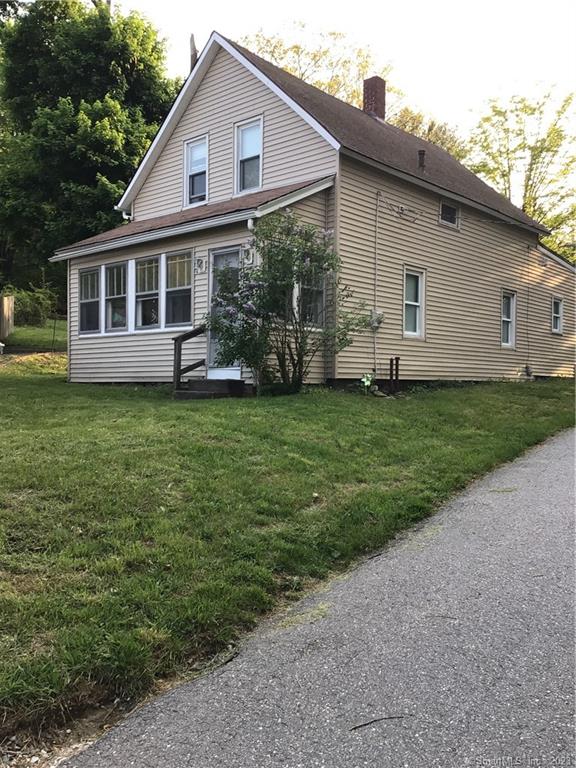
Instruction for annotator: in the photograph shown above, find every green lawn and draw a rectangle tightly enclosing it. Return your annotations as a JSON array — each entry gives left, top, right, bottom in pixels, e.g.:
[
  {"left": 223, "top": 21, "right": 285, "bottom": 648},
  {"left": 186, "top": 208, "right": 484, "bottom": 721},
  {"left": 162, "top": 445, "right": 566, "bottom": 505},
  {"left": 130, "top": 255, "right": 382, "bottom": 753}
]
[
  {"left": 3, "top": 319, "right": 67, "bottom": 351},
  {"left": 0, "top": 354, "right": 573, "bottom": 733}
]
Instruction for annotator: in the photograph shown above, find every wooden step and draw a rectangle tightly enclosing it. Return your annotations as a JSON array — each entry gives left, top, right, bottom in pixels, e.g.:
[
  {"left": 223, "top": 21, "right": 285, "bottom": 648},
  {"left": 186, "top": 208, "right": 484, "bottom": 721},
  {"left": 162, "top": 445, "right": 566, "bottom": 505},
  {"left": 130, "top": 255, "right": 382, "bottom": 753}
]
[{"left": 182, "top": 378, "right": 248, "bottom": 396}]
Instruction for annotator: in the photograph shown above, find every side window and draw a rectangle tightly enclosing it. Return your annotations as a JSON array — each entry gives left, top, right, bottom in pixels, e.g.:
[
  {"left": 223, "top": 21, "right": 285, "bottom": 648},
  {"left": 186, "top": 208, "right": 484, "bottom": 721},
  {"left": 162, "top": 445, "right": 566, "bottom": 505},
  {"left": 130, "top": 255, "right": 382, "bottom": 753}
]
[
  {"left": 236, "top": 119, "right": 262, "bottom": 193},
  {"left": 166, "top": 251, "right": 192, "bottom": 326},
  {"left": 135, "top": 257, "right": 159, "bottom": 328},
  {"left": 105, "top": 263, "right": 127, "bottom": 331},
  {"left": 300, "top": 273, "right": 325, "bottom": 327},
  {"left": 185, "top": 137, "right": 207, "bottom": 206},
  {"left": 79, "top": 268, "right": 100, "bottom": 333},
  {"left": 404, "top": 269, "right": 425, "bottom": 338},
  {"left": 439, "top": 201, "right": 460, "bottom": 228},
  {"left": 501, "top": 290, "right": 516, "bottom": 347},
  {"left": 552, "top": 297, "right": 563, "bottom": 334}
]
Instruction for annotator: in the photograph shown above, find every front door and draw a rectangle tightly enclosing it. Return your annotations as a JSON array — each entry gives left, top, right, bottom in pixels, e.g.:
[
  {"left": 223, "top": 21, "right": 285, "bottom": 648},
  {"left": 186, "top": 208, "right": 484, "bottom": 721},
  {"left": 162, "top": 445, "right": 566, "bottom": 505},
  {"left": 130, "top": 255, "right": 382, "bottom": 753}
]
[{"left": 208, "top": 248, "right": 242, "bottom": 380}]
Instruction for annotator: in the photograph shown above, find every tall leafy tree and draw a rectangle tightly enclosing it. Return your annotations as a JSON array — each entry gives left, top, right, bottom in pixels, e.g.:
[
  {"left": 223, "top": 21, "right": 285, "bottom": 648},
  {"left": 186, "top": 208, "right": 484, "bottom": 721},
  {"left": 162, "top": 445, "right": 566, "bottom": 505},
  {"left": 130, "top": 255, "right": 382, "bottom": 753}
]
[
  {"left": 241, "top": 26, "right": 465, "bottom": 158},
  {"left": 0, "top": 0, "right": 179, "bottom": 295},
  {"left": 466, "top": 93, "right": 576, "bottom": 260}
]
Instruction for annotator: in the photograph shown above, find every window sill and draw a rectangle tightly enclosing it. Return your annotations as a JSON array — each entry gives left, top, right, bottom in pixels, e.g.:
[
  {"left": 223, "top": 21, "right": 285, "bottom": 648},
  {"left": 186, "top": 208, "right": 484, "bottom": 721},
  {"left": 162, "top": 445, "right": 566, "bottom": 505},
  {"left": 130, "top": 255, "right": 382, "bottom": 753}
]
[
  {"left": 76, "top": 325, "right": 196, "bottom": 339},
  {"left": 233, "top": 187, "right": 262, "bottom": 198},
  {"left": 438, "top": 219, "right": 460, "bottom": 231},
  {"left": 403, "top": 332, "right": 425, "bottom": 341},
  {"left": 501, "top": 343, "right": 516, "bottom": 350},
  {"left": 182, "top": 200, "right": 207, "bottom": 210},
  {"left": 551, "top": 330, "right": 563, "bottom": 336}
]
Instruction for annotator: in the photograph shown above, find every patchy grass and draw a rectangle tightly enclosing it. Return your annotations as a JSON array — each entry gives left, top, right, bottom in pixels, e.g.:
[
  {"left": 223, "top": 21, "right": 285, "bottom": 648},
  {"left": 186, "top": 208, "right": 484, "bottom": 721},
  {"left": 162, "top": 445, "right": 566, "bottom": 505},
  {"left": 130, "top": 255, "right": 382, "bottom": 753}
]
[
  {"left": 0, "top": 356, "right": 573, "bottom": 732},
  {"left": 3, "top": 319, "right": 67, "bottom": 351}
]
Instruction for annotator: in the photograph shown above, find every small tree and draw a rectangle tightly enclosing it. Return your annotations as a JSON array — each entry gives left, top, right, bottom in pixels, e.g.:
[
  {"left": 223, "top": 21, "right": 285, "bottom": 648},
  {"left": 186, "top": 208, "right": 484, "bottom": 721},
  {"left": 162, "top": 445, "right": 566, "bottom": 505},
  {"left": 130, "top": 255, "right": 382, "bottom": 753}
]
[{"left": 208, "top": 210, "right": 369, "bottom": 393}]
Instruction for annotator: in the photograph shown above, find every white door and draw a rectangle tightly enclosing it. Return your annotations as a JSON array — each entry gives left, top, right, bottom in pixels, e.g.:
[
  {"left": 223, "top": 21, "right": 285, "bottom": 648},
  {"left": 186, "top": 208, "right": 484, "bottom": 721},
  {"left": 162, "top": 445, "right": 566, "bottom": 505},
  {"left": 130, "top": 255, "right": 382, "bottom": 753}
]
[{"left": 208, "top": 248, "right": 242, "bottom": 380}]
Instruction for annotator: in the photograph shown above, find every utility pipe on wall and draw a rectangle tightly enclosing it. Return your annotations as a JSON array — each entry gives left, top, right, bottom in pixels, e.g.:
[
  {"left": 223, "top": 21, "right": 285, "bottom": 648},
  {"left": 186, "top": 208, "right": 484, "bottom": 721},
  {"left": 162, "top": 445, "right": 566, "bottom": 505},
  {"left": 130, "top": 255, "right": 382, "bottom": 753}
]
[{"left": 372, "top": 191, "right": 384, "bottom": 374}]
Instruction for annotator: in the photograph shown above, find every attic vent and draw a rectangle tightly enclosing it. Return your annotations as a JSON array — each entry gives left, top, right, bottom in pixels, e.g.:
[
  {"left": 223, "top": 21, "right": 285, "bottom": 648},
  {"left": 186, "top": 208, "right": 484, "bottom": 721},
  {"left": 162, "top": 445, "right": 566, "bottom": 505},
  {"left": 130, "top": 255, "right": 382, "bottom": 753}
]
[{"left": 418, "top": 149, "right": 426, "bottom": 169}]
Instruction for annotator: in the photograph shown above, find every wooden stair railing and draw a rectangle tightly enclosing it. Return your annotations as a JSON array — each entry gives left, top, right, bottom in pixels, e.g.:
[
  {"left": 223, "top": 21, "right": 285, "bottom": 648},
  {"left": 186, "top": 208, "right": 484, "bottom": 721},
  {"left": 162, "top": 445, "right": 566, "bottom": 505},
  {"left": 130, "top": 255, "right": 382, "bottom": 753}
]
[{"left": 172, "top": 323, "right": 207, "bottom": 390}]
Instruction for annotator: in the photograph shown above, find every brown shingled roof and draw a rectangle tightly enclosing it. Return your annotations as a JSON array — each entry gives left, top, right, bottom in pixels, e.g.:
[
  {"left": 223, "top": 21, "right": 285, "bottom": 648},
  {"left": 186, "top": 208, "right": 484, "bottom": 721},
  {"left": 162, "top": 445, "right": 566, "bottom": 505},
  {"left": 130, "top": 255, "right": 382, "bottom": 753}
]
[
  {"left": 225, "top": 37, "right": 546, "bottom": 234},
  {"left": 56, "top": 179, "right": 327, "bottom": 255}
]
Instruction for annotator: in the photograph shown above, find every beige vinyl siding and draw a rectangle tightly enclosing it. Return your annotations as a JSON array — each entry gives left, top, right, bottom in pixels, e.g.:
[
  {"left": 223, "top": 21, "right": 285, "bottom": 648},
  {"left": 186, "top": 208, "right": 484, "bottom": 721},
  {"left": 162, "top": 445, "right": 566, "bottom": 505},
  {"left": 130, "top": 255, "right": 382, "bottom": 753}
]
[
  {"left": 69, "top": 193, "right": 331, "bottom": 384},
  {"left": 336, "top": 156, "right": 575, "bottom": 380},
  {"left": 133, "top": 48, "right": 337, "bottom": 221}
]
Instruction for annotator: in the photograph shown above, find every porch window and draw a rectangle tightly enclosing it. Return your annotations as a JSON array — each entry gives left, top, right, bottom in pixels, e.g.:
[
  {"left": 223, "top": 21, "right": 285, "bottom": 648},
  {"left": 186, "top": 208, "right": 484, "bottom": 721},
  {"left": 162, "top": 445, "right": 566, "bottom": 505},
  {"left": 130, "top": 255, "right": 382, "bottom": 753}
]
[
  {"left": 501, "top": 290, "right": 516, "bottom": 347},
  {"left": 79, "top": 268, "right": 100, "bottom": 333},
  {"left": 166, "top": 251, "right": 192, "bottom": 326},
  {"left": 135, "top": 257, "right": 159, "bottom": 328},
  {"left": 552, "top": 297, "right": 563, "bottom": 334},
  {"left": 185, "top": 136, "right": 207, "bottom": 205},
  {"left": 236, "top": 119, "right": 262, "bottom": 193},
  {"left": 105, "top": 263, "right": 127, "bottom": 331},
  {"left": 404, "top": 269, "right": 424, "bottom": 337}
]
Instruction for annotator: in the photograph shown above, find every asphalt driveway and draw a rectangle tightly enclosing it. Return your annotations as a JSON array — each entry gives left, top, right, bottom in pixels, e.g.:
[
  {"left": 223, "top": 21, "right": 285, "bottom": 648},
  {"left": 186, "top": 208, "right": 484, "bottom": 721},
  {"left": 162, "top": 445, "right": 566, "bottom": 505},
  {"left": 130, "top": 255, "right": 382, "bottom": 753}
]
[{"left": 64, "top": 429, "right": 575, "bottom": 768}]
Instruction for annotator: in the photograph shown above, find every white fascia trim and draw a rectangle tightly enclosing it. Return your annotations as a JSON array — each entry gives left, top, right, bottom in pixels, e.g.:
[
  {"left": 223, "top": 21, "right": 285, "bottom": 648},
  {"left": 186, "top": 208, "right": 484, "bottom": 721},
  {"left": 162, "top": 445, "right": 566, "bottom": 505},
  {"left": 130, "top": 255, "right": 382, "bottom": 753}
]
[
  {"left": 116, "top": 34, "right": 221, "bottom": 213},
  {"left": 536, "top": 245, "right": 576, "bottom": 274},
  {"left": 341, "top": 148, "right": 548, "bottom": 237},
  {"left": 256, "top": 176, "right": 334, "bottom": 216},
  {"left": 116, "top": 32, "right": 340, "bottom": 213},
  {"left": 50, "top": 209, "right": 257, "bottom": 262},
  {"left": 214, "top": 34, "right": 340, "bottom": 152}
]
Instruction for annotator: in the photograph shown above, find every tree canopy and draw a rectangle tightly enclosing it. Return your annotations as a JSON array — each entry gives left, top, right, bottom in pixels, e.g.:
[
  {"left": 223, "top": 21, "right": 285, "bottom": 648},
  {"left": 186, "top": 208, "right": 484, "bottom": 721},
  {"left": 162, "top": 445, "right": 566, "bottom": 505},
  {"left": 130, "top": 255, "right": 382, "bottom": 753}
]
[
  {"left": 242, "top": 26, "right": 466, "bottom": 159},
  {"left": 0, "top": 0, "right": 179, "bottom": 296},
  {"left": 466, "top": 93, "right": 576, "bottom": 260}
]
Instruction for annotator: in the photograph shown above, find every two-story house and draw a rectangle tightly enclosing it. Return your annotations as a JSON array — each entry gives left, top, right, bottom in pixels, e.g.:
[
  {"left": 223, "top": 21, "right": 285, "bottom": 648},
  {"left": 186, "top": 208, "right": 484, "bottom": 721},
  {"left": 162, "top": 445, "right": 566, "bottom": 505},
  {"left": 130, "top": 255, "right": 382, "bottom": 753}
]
[{"left": 51, "top": 32, "right": 575, "bottom": 389}]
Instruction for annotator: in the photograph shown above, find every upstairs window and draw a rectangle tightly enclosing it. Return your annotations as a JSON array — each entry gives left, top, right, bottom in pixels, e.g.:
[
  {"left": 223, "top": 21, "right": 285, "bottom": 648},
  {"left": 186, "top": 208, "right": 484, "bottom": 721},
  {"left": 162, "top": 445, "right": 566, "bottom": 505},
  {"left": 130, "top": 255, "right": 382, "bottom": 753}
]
[
  {"left": 79, "top": 268, "right": 100, "bottom": 333},
  {"left": 439, "top": 201, "right": 460, "bottom": 228},
  {"left": 105, "top": 263, "right": 127, "bottom": 331},
  {"left": 552, "top": 297, "right": 563, "bottom": 334},
  {"left": 501, "top": 290, "right": 516, "bottom": 347},
  {"left": 236, "top": 118, "right": 262, "bottom": 193},
  {"left": 166, "top": 251, "right": 192, "bottom": 326},
  {"left": 135, "top": 257, "right": 159, "bottom": 328},
  {"left": 404, "top": 269, "right": 425, "bottom": 338},
  {"left": 185, "top": 137, "right": 207, "bottom": 206}
]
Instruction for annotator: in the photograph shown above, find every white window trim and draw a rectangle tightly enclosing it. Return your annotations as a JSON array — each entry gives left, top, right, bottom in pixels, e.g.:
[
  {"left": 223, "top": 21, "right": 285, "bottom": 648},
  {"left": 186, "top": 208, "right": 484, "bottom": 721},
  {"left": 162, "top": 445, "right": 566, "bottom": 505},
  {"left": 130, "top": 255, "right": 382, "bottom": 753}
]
[
  {"left": 501, "top": 289, "right": 517, "bottom": 348},
  {"left": 551, "top": 296, "right": 564, "bottom": 335},
  {"left": 134, "top": 255, "right": 161, "bottom": 330},
  {"left": 403, "top": 267, "right": 426, "bottom": 340},
  {"left": 183, "top": 134, "right": 209, "bottom": 209},
  {"left": 165, "top": 250, "right": 194, "bottom": 328},
  {"left": 104, "top": 261, "right": 128, "bottom": 333},
  {"left": 234, "top": 116, "right": 263, "bottom": 197},
  {"left": 78, "top": 252, "right": 196, "bottom": 338},
  {"left": 78, "top": 267, "right": 101, "bottom": 335},
  {"left": 438, "top": 199, "right": 461, "bottom": 230}
]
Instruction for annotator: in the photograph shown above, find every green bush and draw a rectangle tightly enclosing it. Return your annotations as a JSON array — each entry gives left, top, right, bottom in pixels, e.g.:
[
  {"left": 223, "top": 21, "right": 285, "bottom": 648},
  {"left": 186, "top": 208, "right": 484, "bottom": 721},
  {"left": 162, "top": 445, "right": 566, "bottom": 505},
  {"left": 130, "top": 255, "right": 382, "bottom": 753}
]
[{"left": 1, "top": 286, "right": 57, "bottom": 326}]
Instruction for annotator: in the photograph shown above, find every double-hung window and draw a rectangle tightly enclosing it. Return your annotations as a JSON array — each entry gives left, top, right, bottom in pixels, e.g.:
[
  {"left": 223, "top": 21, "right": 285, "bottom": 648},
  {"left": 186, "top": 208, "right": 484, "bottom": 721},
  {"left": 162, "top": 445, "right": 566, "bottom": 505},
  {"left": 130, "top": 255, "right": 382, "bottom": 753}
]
[
  {"left": 185, "top": 137, "right": 207, "bottom": 206},
  {"left": 501, "top": 290, "right": 516, "bottom": 347},
  {"left": 105, "top": 263, "right": 127, "bottom": 331},
  {"left": 135, "top": 257, "right": 159, "bottom": 328},
  {"left": 300, "top": 272, "right": 325, "bottom": 327},
  {"left": 236, "top": 119, "right": 262, "bottom": 193},
  {"left": 552, "top": 297, "right": 563, "bottom": 334},
  {"left": 404, "top": 269, "right": 424, "bottom": 337},
  {"left": 166, "top": 251, "right": 192, "bottom": 325},
  {"left": 79, "top": 268, "right": 100, "bottom": 333}
]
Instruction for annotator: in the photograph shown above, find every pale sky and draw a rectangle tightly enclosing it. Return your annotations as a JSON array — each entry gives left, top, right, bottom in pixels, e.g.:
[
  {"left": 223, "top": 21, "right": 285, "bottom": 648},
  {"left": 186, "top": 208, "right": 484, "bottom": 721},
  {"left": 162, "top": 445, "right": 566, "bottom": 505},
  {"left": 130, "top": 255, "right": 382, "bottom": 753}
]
[{"left": 118, "top": 0, "right": 575, "bottom": 134}]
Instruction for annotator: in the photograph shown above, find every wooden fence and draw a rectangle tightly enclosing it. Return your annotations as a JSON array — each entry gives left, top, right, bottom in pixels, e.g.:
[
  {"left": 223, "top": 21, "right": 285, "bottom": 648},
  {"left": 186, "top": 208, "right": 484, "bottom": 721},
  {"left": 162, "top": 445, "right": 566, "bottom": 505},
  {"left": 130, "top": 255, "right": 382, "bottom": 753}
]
[{"left": 0, "top": 295, "right": 14, "bottom": 341}]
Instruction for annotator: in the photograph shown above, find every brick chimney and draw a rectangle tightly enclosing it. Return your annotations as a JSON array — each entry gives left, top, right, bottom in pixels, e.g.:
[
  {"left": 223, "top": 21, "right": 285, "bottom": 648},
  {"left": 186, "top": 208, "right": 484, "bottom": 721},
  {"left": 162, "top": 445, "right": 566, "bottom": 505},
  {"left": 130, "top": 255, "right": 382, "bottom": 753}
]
[{"left": 363, "top": 77, "right": 386, "bottom": 120}]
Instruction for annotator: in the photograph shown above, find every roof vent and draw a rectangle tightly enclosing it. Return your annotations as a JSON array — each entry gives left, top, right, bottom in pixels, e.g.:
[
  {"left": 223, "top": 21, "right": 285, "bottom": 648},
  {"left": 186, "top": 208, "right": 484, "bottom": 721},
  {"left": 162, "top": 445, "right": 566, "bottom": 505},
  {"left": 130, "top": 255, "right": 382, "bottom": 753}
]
[
  {"left": 363, "top": 77, "right": 386, "bottom": 121},
  {"left": 418, "top": 149, "right": 426, "bottom": 169}
]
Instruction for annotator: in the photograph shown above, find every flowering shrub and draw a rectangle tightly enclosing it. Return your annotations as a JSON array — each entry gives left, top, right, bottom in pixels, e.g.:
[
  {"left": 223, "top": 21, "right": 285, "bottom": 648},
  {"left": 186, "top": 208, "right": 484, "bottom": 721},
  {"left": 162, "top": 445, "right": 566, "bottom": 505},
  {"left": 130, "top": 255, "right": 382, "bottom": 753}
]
[{"left": 207, "top": 210, "right": 369, "bottom": 393}]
